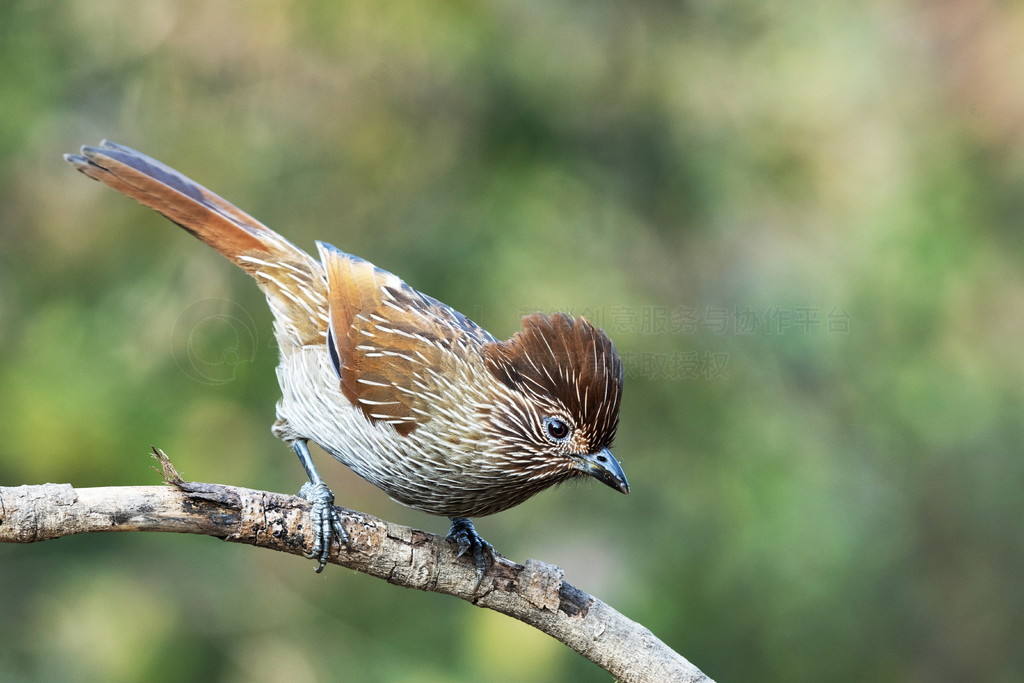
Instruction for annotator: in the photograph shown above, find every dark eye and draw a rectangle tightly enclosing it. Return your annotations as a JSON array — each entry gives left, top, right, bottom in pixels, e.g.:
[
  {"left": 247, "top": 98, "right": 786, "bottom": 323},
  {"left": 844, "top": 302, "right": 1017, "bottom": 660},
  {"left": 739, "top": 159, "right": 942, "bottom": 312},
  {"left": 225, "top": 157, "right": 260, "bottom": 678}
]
[{"left": 543, "top": 417, "right": 571, "bottom": 442}]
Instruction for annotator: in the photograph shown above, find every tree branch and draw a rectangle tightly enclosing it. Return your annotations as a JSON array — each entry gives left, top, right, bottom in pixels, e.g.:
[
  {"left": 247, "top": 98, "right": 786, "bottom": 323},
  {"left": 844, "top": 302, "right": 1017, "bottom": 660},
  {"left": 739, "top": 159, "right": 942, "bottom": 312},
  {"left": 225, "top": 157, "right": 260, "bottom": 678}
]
[{"left": 0, "top": 449, "right": 712, "bottom": 682}]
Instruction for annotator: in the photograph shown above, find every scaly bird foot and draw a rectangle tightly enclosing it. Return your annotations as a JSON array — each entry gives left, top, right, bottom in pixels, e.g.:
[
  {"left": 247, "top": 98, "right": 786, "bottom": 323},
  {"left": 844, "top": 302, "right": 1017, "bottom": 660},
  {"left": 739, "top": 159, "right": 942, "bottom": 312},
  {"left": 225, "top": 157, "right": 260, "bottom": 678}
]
[
  {"left": 299, "top": 481, "right": 348, "bottom": 573},
  {"left": 447, "top": 517, "right": 497, "bottom": 586}
]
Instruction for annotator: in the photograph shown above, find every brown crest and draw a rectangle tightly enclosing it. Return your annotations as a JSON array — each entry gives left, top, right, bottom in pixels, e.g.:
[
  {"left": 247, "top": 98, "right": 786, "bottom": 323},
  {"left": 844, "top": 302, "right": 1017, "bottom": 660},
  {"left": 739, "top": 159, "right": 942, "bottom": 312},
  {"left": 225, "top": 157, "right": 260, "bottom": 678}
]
[{"left": 483, "top": 313, "right": 623, "bottom": 449}]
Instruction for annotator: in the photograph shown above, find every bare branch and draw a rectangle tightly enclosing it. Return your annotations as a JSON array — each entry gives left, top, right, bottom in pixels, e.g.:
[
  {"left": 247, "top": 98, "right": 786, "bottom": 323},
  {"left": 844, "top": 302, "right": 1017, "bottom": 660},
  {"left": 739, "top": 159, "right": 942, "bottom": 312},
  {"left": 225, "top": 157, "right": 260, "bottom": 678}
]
[{"left": 0, "top": 450, "right": 712, "bottom": 682}]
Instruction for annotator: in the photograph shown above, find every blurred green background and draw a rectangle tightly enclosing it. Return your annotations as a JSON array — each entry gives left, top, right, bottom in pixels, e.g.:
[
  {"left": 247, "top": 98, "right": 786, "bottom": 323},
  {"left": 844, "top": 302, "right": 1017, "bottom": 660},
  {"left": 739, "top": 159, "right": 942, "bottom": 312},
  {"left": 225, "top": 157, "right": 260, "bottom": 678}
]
[{"left": 2, "top": 1, "right": 1023, "bottom": 681}]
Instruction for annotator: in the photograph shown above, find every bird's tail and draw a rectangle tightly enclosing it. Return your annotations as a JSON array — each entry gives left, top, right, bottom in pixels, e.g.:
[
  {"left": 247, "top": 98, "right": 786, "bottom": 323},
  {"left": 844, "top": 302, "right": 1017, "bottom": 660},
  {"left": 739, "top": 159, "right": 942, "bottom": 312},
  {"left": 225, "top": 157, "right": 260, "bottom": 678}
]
[{"left": 66, "top": 141, "right": 328, "bottom": 348}]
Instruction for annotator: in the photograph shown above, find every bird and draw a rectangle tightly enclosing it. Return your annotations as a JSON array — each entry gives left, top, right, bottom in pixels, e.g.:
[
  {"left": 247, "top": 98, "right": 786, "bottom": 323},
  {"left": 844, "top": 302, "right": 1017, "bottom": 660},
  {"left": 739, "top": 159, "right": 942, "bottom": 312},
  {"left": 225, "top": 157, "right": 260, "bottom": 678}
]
[{"left": 65, "top": 141, "right": 629, "bottom": 578}]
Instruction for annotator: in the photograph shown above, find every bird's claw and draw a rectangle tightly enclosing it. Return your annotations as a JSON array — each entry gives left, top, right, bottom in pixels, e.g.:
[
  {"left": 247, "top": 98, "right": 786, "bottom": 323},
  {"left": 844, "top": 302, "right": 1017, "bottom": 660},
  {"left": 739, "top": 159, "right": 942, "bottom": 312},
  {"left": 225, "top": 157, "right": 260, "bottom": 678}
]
[
  {"left": 447, "top": 517, "right": 496, "bottom": 587},
  {"left": 299, "top": 481, "right": 348, "bottom": 573}
]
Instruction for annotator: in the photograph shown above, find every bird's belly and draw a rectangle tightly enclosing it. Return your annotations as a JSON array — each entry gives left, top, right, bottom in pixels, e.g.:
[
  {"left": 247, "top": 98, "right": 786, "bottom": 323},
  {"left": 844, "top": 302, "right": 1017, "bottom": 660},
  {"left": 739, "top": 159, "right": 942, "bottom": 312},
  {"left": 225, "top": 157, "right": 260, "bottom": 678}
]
[{"left": 273, "top": 347, "right": 552, "bottom": 517}]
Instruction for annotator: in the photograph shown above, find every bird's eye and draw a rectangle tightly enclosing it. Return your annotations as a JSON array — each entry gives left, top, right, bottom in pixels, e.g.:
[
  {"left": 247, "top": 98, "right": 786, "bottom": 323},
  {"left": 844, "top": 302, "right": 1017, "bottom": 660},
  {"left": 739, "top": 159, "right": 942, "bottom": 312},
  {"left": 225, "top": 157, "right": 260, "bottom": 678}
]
[{"left": 543, "top": 417, "right": 571, "bottom": 442}]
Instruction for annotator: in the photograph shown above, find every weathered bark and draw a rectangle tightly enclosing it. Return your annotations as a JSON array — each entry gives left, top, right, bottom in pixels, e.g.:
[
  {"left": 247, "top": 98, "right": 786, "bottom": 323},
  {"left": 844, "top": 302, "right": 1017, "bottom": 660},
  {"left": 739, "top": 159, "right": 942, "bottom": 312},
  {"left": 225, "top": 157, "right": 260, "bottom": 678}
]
[{"left": 0, "top": 449, "right": 712, "bottom": 682}]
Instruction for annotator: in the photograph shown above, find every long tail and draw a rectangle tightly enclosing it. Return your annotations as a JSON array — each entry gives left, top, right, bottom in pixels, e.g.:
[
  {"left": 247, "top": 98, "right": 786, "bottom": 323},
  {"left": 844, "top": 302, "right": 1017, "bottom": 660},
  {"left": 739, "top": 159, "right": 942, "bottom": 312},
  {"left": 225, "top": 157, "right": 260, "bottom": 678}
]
[{"left": 66, "top": 141, "right": 328, "bottom": 348}]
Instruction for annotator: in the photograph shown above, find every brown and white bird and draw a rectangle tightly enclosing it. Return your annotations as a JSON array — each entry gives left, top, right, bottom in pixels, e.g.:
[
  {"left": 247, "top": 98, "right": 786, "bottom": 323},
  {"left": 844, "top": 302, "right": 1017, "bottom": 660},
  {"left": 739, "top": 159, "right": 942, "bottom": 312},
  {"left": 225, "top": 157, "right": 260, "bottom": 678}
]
[{"left": 66, "top": 141, "right": 628, "bottom": 576}]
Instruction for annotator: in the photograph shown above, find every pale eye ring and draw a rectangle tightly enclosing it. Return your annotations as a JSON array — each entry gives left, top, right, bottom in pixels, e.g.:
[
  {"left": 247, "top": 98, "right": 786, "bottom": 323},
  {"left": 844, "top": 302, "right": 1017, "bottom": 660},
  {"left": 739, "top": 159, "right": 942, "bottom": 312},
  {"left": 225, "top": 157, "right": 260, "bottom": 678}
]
[{"left": 543, "top": 417, "right": 571, "bottom": 442}]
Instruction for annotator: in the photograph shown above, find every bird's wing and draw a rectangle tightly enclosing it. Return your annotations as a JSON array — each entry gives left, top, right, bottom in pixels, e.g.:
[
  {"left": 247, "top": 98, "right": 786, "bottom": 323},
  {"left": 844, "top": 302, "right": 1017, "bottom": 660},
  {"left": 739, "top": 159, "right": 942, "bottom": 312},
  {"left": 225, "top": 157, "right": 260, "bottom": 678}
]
[{"left": 317, "top": 241, "right": 494, "bottom": 436}]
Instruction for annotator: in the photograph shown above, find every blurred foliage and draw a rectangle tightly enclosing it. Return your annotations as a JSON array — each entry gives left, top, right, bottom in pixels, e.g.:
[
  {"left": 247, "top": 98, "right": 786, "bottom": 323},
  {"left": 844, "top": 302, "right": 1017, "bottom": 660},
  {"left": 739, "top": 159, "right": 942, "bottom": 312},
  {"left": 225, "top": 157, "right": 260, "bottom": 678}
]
[{"left": 2, "top": 0, "right": 1024, "bottom": 680}]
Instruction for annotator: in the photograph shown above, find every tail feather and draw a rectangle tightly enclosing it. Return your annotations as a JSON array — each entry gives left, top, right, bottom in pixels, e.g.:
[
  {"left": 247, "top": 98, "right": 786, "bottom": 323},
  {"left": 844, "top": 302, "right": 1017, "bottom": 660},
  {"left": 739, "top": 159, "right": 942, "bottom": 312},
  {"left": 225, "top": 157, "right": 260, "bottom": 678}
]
[
  {"left": 67, "top": 141, "right": 327, "bottom": 348},
  {"left": 66, "top": 141, "right": 313, "bottom": 269}
]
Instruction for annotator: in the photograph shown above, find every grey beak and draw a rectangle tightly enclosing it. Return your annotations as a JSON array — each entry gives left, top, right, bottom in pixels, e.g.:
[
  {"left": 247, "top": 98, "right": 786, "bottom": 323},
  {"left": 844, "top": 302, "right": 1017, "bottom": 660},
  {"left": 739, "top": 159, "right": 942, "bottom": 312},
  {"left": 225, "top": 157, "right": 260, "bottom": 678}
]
[{"left": 575, "top": 448, "right": 630, "bottom": 495}]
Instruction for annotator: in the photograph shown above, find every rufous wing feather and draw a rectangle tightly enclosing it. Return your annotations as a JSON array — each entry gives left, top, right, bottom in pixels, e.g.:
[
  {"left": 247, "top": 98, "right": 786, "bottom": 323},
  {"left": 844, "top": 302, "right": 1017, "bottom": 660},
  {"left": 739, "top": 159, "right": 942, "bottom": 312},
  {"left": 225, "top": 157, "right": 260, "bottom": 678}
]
[{"left": 318, "top": 241, "right": 492, "bottom": 436}]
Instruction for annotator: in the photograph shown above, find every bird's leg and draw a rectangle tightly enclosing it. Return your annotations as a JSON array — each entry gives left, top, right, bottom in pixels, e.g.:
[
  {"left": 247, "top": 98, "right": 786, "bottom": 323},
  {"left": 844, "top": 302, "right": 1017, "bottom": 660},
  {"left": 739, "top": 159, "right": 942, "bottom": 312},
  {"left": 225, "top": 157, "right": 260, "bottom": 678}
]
[
  {"left": 293, "top": 439, "right": 347, "bottom": 573},
  {"left": 447, "top": 517, "right": 496, "bottom": 585}
]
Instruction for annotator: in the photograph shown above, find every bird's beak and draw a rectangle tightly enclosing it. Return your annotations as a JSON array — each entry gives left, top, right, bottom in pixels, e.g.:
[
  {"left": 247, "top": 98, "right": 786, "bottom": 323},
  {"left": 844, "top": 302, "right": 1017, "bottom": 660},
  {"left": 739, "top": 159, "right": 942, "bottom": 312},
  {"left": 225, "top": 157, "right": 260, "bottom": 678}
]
[{"left": 574, "top": 448, "right": 630, "bottom": 494}]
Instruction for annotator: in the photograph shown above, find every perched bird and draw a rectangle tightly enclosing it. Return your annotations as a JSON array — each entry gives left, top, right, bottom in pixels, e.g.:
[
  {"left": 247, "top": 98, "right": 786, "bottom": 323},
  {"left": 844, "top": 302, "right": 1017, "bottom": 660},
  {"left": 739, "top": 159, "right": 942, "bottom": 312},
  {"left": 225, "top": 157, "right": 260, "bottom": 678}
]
[{"left": 66, "top": 141, "right": 628, "bottom": 576}]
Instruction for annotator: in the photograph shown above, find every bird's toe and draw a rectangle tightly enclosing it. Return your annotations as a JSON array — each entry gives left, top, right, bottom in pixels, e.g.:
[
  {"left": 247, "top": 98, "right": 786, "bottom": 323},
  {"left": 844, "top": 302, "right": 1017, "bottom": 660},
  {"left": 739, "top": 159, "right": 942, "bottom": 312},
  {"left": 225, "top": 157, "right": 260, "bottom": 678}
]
[{"left": 300, "top": 481, "right": 348, "bottom": 573}]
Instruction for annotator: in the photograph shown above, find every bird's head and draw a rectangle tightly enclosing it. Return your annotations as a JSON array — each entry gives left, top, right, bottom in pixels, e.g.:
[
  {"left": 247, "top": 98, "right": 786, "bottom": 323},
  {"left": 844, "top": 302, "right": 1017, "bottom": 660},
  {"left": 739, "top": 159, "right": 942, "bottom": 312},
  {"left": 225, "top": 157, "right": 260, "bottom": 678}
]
[{"left": 481, "top": 313, "right": 628, "bottom": 494}]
